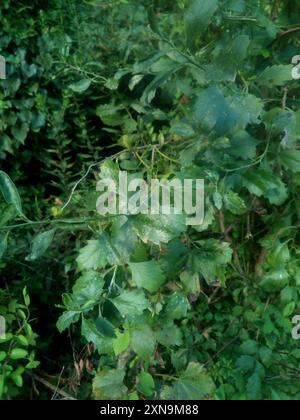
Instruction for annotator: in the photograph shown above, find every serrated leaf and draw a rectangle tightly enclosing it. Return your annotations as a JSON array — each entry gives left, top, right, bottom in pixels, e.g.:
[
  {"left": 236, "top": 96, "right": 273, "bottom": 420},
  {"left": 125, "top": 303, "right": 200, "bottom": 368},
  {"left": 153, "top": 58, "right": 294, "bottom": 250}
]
[
  {"left": 77, "top": 234, "right": 121, "bottom": 271},
  {"left": 257, "top": 65, "right": 293, "bottom": 87},
  {"left": 165, "top": 293, "right": 190, "bottom": 320},
  {"left": 185, "top": 0, "right": 218, "bottom": 48},
  {"left": 93, "top": 369, "right": 128, "bottom": 400},
  {"left": 279, "top": 150, "right": 300, "bottom": 173},
  {"left": 155, "top": 323, "right": 182, "bottom": 347},
  {"left": 56, "top": 311, "right": 80, "bottom": 333},
  {"left": 162, "top": 362, "right": 215, "bottom": 400},
  {"left": 129, "top": 261, "right": 166, "bottom": 293},
  {"left": 131, "top": 325, "right": 156, "bottom": 360},
  {"left": 112, "top": 290, "right": 149, "bottom": 317},
  {"left": 72, "top": 271, "right": 104, "bottom": 304},
  {"left": 131, "top": 213, "right": 187, "bottom": 245},
  {"left": 81, "top": 318, "right": 113, "bottom": 354},
  {"left": 26, "top": 229, "right": 56, "bottom": 261},
  {"left": 224, "top": 191, "right": 247, "bottom": 215}
]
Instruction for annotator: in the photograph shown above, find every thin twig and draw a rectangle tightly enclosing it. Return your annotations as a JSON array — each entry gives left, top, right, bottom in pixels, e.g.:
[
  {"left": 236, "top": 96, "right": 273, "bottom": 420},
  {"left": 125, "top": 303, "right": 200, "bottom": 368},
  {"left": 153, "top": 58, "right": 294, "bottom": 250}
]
[{"left": 30, "top": 374, "right": 77, "bottom": 400}]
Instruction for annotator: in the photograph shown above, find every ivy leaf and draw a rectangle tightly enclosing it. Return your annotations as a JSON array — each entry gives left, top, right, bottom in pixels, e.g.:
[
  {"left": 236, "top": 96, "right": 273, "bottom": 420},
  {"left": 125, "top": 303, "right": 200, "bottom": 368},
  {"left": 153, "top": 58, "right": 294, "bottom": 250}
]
[
  {"left": 56, "top": 311, "right": 80, "bottom": 333},
  {"left": 162, "top": 362, "right": 215, "bottom": 400},
  {"left": 111, "top": 290, "right": 150, "bottom": 317},
  {"left": 129, "top": 261, "right": 166, "bottom": 293},
  {"left": 131, "top": 325, "right": 156, "bottom": 360},
  {"left": 93, "top": 369, "right": 128, "bottom": 400},
  {"left": 26, "top": 229, "right": 56, "bottom": 261},
  {"left": 0, "top": 171, "right": 24, "bottom": 218}
]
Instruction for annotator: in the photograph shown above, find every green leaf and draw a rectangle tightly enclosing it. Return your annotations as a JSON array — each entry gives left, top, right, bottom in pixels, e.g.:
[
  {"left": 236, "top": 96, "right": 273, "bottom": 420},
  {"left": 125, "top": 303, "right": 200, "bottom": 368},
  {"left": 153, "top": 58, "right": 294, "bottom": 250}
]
[
  {"left": 138, "top": 372, "right": 155, "bottom": 397},
  {"left": 113, "top": 328, "right": 130, "bottom": 356},
  {"left": 155, "top": 323, "right": 183, "bottom": 347},
  {"left": 112, "top": 290, "right": 150, "bottom": 317},
  {"left": 185, "top": 0, "right": 218, "bottom": 47},
  {"left": 191, "top": 240, "right": 233, "bottom": 284},
  {"left": 96, "top": 316, "right": 116, "bottom": 338},
  {"left": 257, "top": 65, "right": 293, "bottom": 87},
  {"left": 243, "top": 169, "right": 288, "bottom": 205},
  {"left": 26, "top": 229, "right": 56, "bottom": 261},
  {"left": 131, "top": 213, "right": 187, "bottom": 245},
  {"left": 56, "top": 311, "right": 80, "bottom": 333},
  {"left": 0, "top": 232, "right": 8, "bottom": 260},
  {"left": 81, "top": 318, "right": 113, "bottom": 354},
  {"left": 224, "top": 191, "right": 247, "bottom": 215},
  {"left": 93, "top": 369, "right": 128, "bottom": 400},
  {"left": 236, "top": 356, "right": 255, "bottom": 372},
  {"left": 72, "top": 271, "right": 105, "bottom": 304},
  {"left": 69, "top": 79, "right": 91, "bottom": 93},
  {"left": 131, "top": 325, "right": 156, "bottom": 360},
  {"left": 260, "top": 268, "right": 289, "bottom": 291},
  {"left": 0, "top": 171, "right": 24, "bottom": 217},
  {"left": 11, "top": 123, "right": 29, "bottom": 144},
  {"left": 279, "top": 150, "right": 300, "bottom": 173},
  {"left": 240, "top": 340, "right": 259, "bottom": 356},
  {"left": 165, "top": 293, "right": 190, "bottom": 320},
  {"left": 247, "top": 373, "right": 262, "bottom": 400},
  {"left": 10, "top": 348, "right": 28, "bottom": 360},
  {"left": 77, "top": 234, "right": 121, "bottom": 271},
  {"left": 162, "top": 362, "right": 215, "bottom": 400},
  {"left": 96, "top": 103, "right": 124, "bottom": 126},
  {"left": 129, "top": 261, "right": 166, "bottom": 293}
]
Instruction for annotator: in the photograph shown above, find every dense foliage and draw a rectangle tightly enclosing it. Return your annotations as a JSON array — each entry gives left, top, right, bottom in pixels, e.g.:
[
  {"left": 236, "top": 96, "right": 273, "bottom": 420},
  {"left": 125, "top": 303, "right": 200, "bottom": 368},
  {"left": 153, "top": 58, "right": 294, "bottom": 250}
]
[{"left": 1, "top": 0, "right": 300, "bottom": 400}]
